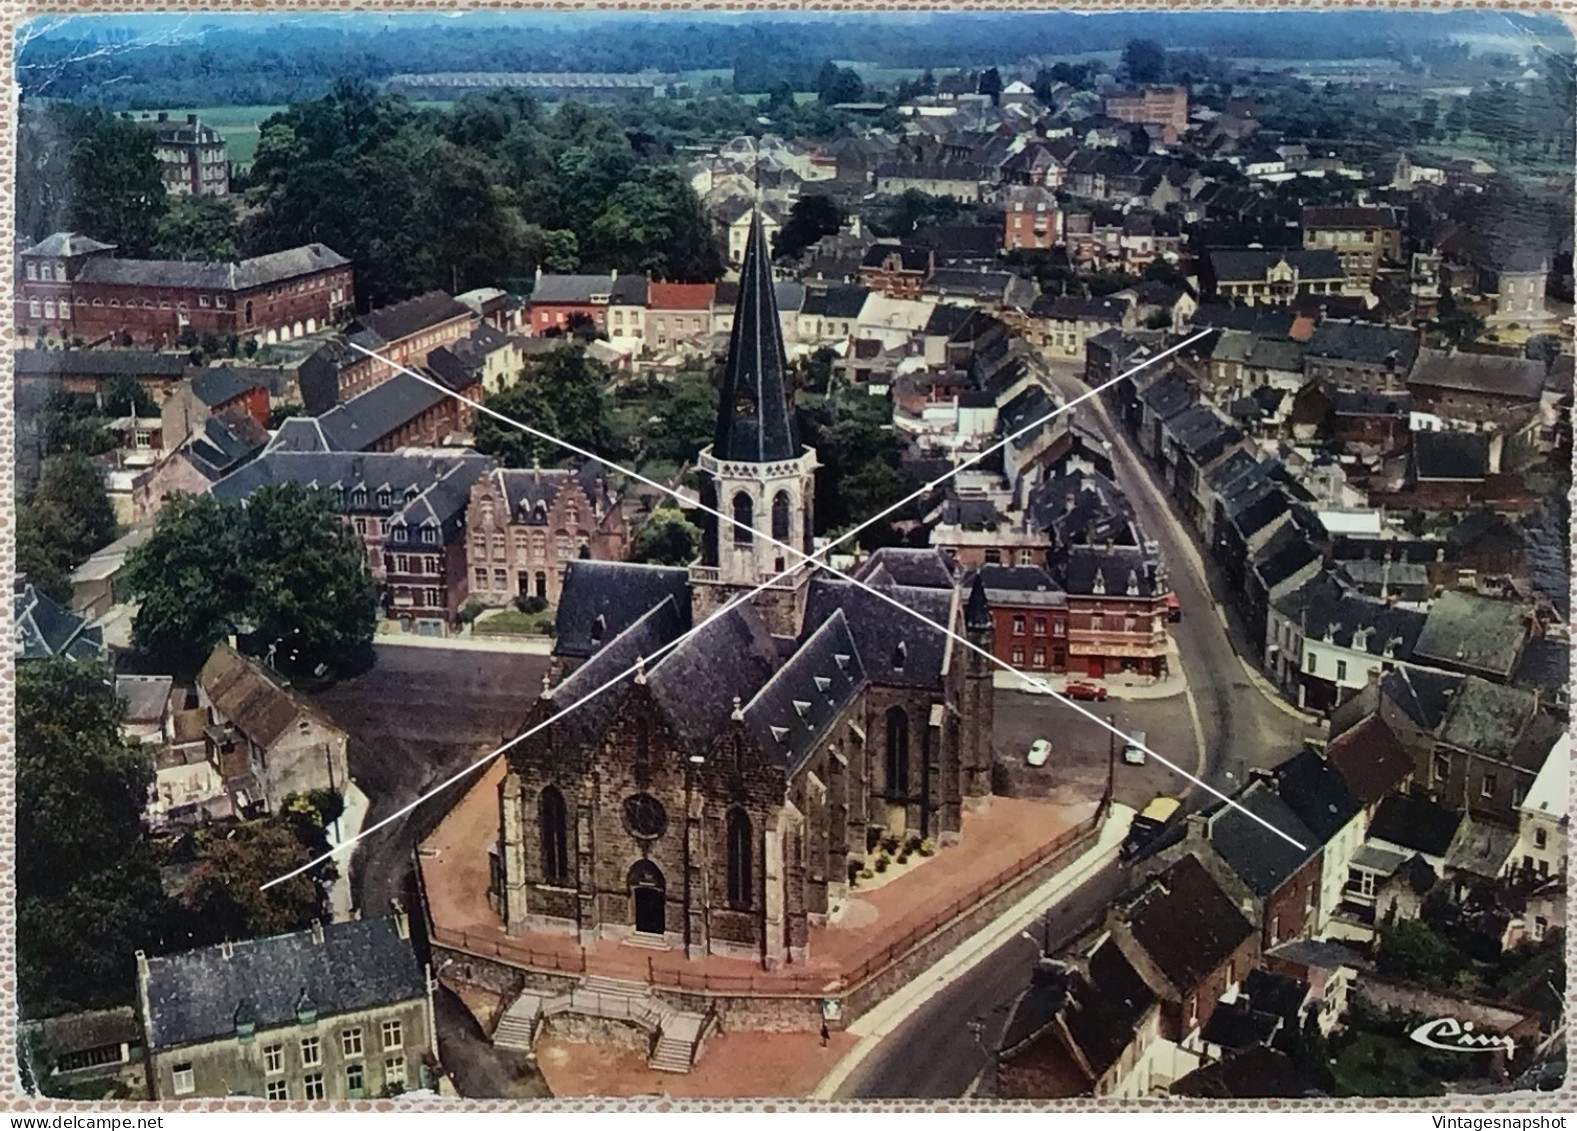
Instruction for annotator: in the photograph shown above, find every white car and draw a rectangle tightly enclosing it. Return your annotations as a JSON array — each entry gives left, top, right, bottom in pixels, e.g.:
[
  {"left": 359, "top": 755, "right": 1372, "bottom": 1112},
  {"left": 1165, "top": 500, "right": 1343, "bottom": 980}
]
[
  {"left": 1122, "top": 730, "right": 1148, "bottom": 766},
  {"left": 1027, "top": 739, "right": 1052, "bottom": 767}
]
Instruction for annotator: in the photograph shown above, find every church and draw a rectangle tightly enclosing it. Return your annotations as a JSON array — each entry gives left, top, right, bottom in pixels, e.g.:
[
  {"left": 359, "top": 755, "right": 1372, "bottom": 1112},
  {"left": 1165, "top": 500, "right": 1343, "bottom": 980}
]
[{"left": 492, "top": 213, "right": 996, "bottom": 970}]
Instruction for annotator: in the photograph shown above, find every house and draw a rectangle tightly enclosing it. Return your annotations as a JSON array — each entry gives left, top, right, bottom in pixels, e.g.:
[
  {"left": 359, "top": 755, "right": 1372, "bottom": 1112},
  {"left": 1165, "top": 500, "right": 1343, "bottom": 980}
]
[
  {"left": 1477, "top": 238, "right": 1551, "bottom": 327},
  {"left": 135, "top": 912, "right": 434, "bottom": 1100},
  {"left": 70, "top": 523, "right": 155, "bottom": 620},
  {"left": 527, "top": 272, "right": 616, "bottom": 334},
  {"left": 1030, "top": 294, "right": 1131, "bottom": 360},
  {"left": 14, "top": 579, "right": 105, "bottom": 663},
  {"left": 1205, "top": 249, "right": 1345, "bottom": 308},
  {"left": 1048, "top": 539, "right": 1171, "bottom": 681},
  {"left": 160, "top": 365, "right": 272, "bottom": 452},
  {"left": 424, "top": 323, "right": 519, "bottom": 399},
  {"left": 873, "top": 161, "right": 983, "bottom": 202},
  {"left": 963, "top": 564, "right": 1069, "bottom": 677},
  {"left": 129, "top": 407, "right": 271, "bottom": 522},
  {"left": 1411, "top": 429, "right": 1490, "bottom": 491},
  {"left": 606, "top": 274, "right": 649, "bottom": 346},
  {"left": 463, "top": 463, "right": 629, "bottom": 611},
  {"left": 1504, "top": 733, "right": 1567, "bottom": 884},
  {"left": 1412, "top": 591, "right": 1528, "bottom": 683},
  {"left": 797, "top": 286, "right": 870, "bottom": 343},
  {"left": 712, "top": 280, "right": 803, "bottom": 341},
  {"left": 1104, "top": 86, "right": 1189, "bottom": 131},
  {"left": 1300, "top": 206, "right": 1401, "bottom": 283},
  {"left": 717, "top": 197, "right": 784, "bottom": 266},
  {"left": 922, "top": 269, "right": 1035, "bottom": 312},
  {"left": 276, "top": 367, "right": 476, "bottom": 455},
  {"left": 454, "top": 286, "right": 523, "bottom": 334},
  {"left": 1270, "top": 747, "right": 1365, "bottom": 934},
  {"left": 197, "top": 643, "right": 350, "bottom": 816},
  {"left": 858, "top": 245, "right": 934, "bottom": 299},
  {"left": 1001, "top": 185, "right": 1062, "bottom": 251},
  {"left": 382, "top": 458, "right": 495, "bottom": 633},
  {"left": 1416, "top": 676, "right": 1561, "bottom": 829},
  {"left": 12, "top": 346, "right": 191, "bottom": 402},
  {"left": 645, "top": 282, "right": 717, "bottom": 353},
  {"left": 1301, "top": 320, "right": 1420, "bottom": 393},
  {"left": 1323, "top": 713, "right": 1414, "bottom": 821},
  {"left": 24, "top": 1008, "right": 146, "bottom": 1098},
  {"left": 17, "top": 233, "right": 353, "bottom": 349},
  {"left": 301, "top": 291, "right": 477, "bottom": 412},
  {"left": 1407, "top": 349, "right": 1547, "bottom": 469},
  {"left": 128, "top": 111, "right": 229, "bottom": 196}
]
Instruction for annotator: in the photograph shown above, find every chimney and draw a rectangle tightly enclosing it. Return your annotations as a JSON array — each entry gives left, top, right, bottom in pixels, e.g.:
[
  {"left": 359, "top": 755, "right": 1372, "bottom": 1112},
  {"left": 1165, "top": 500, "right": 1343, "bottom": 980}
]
[
  {"left": 1185, "top": 812, "right": 1209, "bottom": 842},
  {"left": 157, "top": 111, "right": 168, "bottom": 123},
  {"left": 187, "top": 113, "right": 198, "bottom": 125},
  {"left": 221, "top": 939, "right": 234, "bottom": 959},
  {"left": 310, "top": 919, "right": 325, "bottom": 945},
  {"left": 392, "top": 899, "right": 410, "bottom": 940},
  {"left": 610, "top": 269, "right": 618, "bottom": 283}
]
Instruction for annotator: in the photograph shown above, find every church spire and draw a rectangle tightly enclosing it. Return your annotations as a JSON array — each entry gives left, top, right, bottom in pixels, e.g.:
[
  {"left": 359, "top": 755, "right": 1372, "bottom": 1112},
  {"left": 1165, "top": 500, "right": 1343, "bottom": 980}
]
[{"left": 713, "top": 209, "right": 799, "bottom": 464}]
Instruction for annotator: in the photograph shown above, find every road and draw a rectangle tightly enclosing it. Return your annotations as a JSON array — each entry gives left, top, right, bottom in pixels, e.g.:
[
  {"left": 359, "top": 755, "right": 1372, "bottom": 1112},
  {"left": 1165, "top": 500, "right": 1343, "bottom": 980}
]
[
  {"left": 841, "top": 359, "right": 1319, "bottom": 1098},
  {"left": 304, "top": 641, "right": 549, "bottom": 918}
]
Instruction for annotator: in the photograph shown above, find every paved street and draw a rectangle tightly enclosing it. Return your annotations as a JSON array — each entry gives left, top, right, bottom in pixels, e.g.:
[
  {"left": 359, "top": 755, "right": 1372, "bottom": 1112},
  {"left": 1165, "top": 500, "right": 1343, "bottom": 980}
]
[{"left": 304, "top": 641, "right": 549, "bottom": 918}]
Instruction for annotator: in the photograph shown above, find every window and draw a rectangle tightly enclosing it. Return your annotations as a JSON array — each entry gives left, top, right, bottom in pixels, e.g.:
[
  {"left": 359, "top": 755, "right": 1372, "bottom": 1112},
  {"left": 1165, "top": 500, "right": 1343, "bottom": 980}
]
[
  {"left": 425, "top": 587, "right": 443, "bottom": 607},
  {"left": 172, "top": 1064, "right": 196, "bottom": 1096},
  {"left": 1187, "top": 996, "right": 1197, "bottom": 1027},
  {"left": 1433, "top": 755, "right": 1449, "bottom": 784},
  {"left": 302, "top": 1073, "right": 324, "bottom": 1101},
  {"left": 1053, "top": 621, "right": 1066, "bottom": 638},
  {"left": 1535, "top": 827, "right": 1548, "bottom": 850},
  {"left": 396, "top": 555, "right": 410, "bottom": 574},
  {"left": 28, "top": 299, "right": 39, "bottom": 318},
  {"left": 984, "top": 548, "right": 1002, "bottom": 565},
  {"left": 1336, "top": 660, "right": 1347, "bottom": 682},
  {"left": 266, "top": 1080, "right": 288, "bottom": 1101},
  {"left": 346, "top": 1063, "right": 365, "bottom": 1098},
  {"left": 264, "top": 1044, "right": 285, "bottom": 1075},
  {"left": 494, "top": 568, "right": 507, "bottom": 589},
  {"left": 1033, "top": 617, "right": 1047, "bottom": 636},
  {"left": 1481, "top": 774, "right": 1497, "bottom": 799},
  {"left": 384, "top": 1056, "right": 406, "bottom": 1089},
  {"left": 25, "top": 262, "right": 36, "bottom": 280},
  {"left": 727, "top": 808, "right": 753, "bottom": 909},
  {"left": 300, "top": 1037, "right": 321, "bottom": 1067},
  {"left": 1305, "top": 653, "right": 1316, "bottom": 674},
  {"left": 771, "top": 491, "right": 792, "bottom": 543},
  {"left": 1533, "top": 916, "right": 1548, "bottom": 941},
  {"left": 1012, "top": 615, "right": 1026, "bottom": 636},
  {"left": 200, "top": 295, "right": 211, "bottom": 308},
  {"left": 1017, "top": 549, "right": 1034, "bottom": 566},
  {"left": 1032, "top": 647, "right": 1046, "bottom": 668},
  {"left": 885, "top": 706, "right": 910, "bottom": 796},
  {"left": 732, "top": 492, "right": 754, "bottom": 545},
  {"left": 1270, "top": 915, "right": 1281, "bottom": 945},
  {"left": 58, "top": 299, "right": 69, "bottom": 319},
  {"left": 1347, "top": 868, "right": 1376, "bottom": 898},
  {"left": 421, "top": 528, "right": 437, "bottom": 545},
  {"left": 381, "top": 1020, "right": 403, "bottom": 1052},
  {"left": 43, "top": 299, "right": 55, "bottom": 319},
  {"left": 1012, "top": 646, "right": 1026, "bottom": 664},
  {"left": 473, "top": 567, "right": 487, "bottom": 588},
  {"left": 342, "top": 1028, "right": 363, "bottom": 1058},
  {"left": 540, "top": 786, "right": 570, "bottom": 883}
]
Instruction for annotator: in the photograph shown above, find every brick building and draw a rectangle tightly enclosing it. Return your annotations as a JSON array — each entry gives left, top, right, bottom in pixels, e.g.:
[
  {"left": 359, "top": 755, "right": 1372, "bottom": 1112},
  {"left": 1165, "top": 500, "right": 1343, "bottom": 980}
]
[
  {"left": 127, "top": 112, "right": 231, "bottom": 196},
  {"left": 1050, "top": 540, "right": 1172, "bottom": 680},
  {"left": 300, "top": 291, "right": 476, "bottom": 413},
  {"left": 966, "top": 564, "right": 1070, "bottom": 674},
  {"left": 463, "top": 463, "right": 629, "bottom": 610},
  {"left": 1104, "top": 85, "right": 1189, "bottom": 132},
  {"left": 528, "top": 273, "right": 615, "bottom": 334},
  {"left": 1301, "top": 206, "right": 1401, "bottom": 282},
  {"left": 16, "top": 233, "right": 352, "bottom": 348},
  {"left": 160, "top": 365, "right": 272, "bottom": 452},
  {"left": 858, "top": 245, "right": 935, "bottom": 299}
]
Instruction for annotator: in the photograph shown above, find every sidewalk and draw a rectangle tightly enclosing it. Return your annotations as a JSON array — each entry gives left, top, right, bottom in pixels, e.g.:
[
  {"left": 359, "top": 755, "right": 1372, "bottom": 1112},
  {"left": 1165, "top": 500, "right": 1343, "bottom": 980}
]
[
  {"left": 810, "top": 801, "right": 1133, "bottom": 1099},
  {"left": 326, "top": 781, "right": 369, "bottom": 921},
  {"left": 375, "top": 631, "right": 553, "bottom": 656}
]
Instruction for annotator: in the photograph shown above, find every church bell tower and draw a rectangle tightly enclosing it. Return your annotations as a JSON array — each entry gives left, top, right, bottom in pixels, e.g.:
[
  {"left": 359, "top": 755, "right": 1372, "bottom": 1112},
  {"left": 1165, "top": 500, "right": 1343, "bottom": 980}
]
[{"left": 690, "top": 209, "right": 818, "bottom": 636}]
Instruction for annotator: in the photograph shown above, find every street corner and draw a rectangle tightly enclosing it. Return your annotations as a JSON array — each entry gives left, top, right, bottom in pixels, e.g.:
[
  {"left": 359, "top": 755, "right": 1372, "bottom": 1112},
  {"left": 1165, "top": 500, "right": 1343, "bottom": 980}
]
[{"left": 537, "top": 1028, "right": 859, "bottom": 1099}]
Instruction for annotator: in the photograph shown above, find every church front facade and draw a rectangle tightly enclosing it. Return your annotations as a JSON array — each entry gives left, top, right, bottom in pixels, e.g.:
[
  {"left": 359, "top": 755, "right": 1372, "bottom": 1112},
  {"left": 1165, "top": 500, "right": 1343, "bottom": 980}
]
[{"left": 488, "top": 213, "right": 997, "bottom": 969}]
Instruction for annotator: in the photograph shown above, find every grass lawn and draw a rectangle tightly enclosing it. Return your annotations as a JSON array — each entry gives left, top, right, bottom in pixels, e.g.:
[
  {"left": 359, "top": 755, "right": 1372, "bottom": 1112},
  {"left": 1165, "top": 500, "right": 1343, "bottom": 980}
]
[
  {"left": 161, "top": 100, "right": 453, "bottom": 165},
  {"left": 473, "top": 608, "right": 554, "bottom": 637}
]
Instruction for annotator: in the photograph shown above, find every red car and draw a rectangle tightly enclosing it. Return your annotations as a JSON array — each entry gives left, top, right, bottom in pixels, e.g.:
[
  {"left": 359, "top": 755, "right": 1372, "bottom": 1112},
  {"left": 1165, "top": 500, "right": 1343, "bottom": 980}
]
[{"left": 1063, "top": 680, "right": 1109, "bottom": 701}]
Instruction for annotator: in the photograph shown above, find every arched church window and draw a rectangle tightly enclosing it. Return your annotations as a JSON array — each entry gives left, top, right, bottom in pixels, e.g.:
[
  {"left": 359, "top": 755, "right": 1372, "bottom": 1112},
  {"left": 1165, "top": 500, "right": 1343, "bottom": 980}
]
[
  {"left": 635, "top": 717, "right": 650, "bottom": 765},
  {"left": 771, "top": 491, "right": 791, "bottom": 542},
  {"left": 732, "top": 493, "right": 754, "bottom": 546},
  {"left": 726, "top": 808, "right": 753, "bottom": 909},
  {"left": 539, "top": 786, "right": 569, "bottom": 883},
  {"left": 885, "top": 706, "right": 910, "bottom": 796}
]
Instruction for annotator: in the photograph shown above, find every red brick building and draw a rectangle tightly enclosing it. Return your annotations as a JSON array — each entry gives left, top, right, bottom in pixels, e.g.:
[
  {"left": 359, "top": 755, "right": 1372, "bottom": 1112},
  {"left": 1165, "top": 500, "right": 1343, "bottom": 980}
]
[
  {"left": 858, "top": 245, "right": 934, "bottom": 299},
  {"left": 1051, "top": 542, "right": 1172, "bottom": 680},
  {"left": 1002, "top": 186, "right": 1061, "bottom": 252},
  {"left": 16, "top": 232, "right": 353, "bottom": 348},
  {"left": 299, "top": 291, "right": 476, "bottom": 413},
  {"left": 1104, "top": 85, "right": 1189, "bottom": 132},
  {"left": 528, "top": 272, "right": 615, "bottom": 334},
  {"left": 967, "top": 564, "right": 1070, "bottom": 674}
]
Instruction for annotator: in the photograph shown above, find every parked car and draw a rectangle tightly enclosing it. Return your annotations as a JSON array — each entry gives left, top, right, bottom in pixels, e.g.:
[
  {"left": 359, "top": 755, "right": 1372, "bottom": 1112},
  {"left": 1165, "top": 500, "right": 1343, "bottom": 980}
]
[
  {"left": 1026, "top": 739, "right": 1052, "bottom": 767},
  {"left": 1166, "top": 593, "right": 1182, "bottom": 623},
  {"left": 1121, "top": 796, "right": 1181, "bottom": 860},
  {"left": 1063, "top": 680, "right": 1109, "bottom": 701},
  {"left": 1122, "top": 730, "right": 1148, "bottom": 765}
]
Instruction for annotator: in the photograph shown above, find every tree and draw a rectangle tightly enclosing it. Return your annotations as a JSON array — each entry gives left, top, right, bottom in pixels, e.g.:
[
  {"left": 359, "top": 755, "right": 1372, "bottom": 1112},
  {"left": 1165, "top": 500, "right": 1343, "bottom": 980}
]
[
  {"left": 17, "top": 658, "right": 165, "bottom": 1015},
  {"left": 17, "top": 452, "right": 119, "bottom": 603},
  {"left": 102, "top": 373, "right": 157, "bottom": 418},
  {"left": 795, "top": 346, "right": 839, "bottom": 395},
  {"left": 1376, "top": 919, "right": 1466, "bottom": 989},
  {"left": 628, "top": 368, "right": 719, "bottom": 466},
  {"left": 177, "top": 821, "right": 325, "bottom": 944},
  {"left": 630, "top": 507, "right": 701, "bottom": 567},
  {"left": 1122, "top": 39, "right": 1167, "bottom": 85},
  {"left": 773, "top": 195, "right": 844, "bottom": 261},
  {"left": 67, "top": 108, "right": 168, "bottom": 257},
  {"left": 816, "top": 62, "right": 865, "bottom": 106},
  {"left": 978, "top": 67, "right": 1004, "bottom": 107},
  {"left": 474, "top": 347, "right": 612, "bottom": 467}
]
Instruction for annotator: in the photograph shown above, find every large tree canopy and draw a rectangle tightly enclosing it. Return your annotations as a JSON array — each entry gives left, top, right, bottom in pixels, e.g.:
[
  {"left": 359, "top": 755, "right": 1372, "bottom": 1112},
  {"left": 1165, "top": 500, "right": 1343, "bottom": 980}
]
[
  {"left": 474, "top": 346, "right": 613, "bottom": 467},
  {"left": 17, "top": 451, "right": 118, "bottom": 604}
]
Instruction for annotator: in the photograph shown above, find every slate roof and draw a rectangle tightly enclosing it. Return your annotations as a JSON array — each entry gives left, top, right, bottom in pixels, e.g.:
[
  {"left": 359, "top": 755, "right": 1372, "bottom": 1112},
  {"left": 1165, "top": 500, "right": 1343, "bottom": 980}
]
[
  {"left": 141, "top": 915, "right": 425, "bottom": 1051},
  {"left": 20, "top": 231, "right": 117, "bottom": 258},
  {"left": 802, "top": 575, "right": 955, "bottom": 690},
  {"left": 860, "top": 244, "right": 933, "bottom": 272},
  {"left": 1379, "top": 666, "right": 1465, "bottom": 732},
  {"left": 852, "top": 547, "right": 959, "bottom": 591},
  {"left": 1030, "top": 294, "right": 1129, "bottom": 323},
  {"left": 552, "top": 561, "right": 691, "bottom": 661},
  {"left": 1272, "top": 747, "right": 1362, "bottom": 844},
  {"left": 1027, "top": 467, "right": 1133, "bottom": 545},
  {"left": 183, "top": 408, "right": 270, "bottom": 480},
  {"left": 1167, "top": 405, "right": 1242, "bottom": 465},
  {"left": 117, "top": 675, "right": 174, "bottom": 724},
  {"left": 489, "top": 463, "right": 614, "bottom": 524},
  {"left": 923, "top": 304, "right": 975, "bottom": 338},
  {"left": 1252, "top": 522, "right": 1321, "bottom": 591},
  {"left": 912, "top": 224, "right": 1001, "bottom": 259},
  {"left": 1170, "top": 1046, "right": 1314, "bottom": 1099},
  {"left": 1121, "top": 854, "right": 1256, "bottom": 991},
  {"left": 199, "top": 643, "right": 340, "bottom": 750},
  {"left": 1323, "top": 715, "right": 1413, "bottom": 808},
  {"left": 1209, "top": 248, "right": 1343, "bottom": 283},
  {"left": 13, "top": 582, "right": 103, "bottom": 662},
  {"left": 1413, "top": 430, "right": 1489, "bottom": 481},
  {"left": 608, "top": 275, "right": 649, "bottom": 306},
  {"left": 742, "top": 610, "right": 867, "bottom": 773},
  {"left": 1052, "top": 542, "right": 1163, "bottom": 599},
  {"left": 1409, "top": 349, "right": 1546, "bottom": 400},
  {"left": 190, "top": 365, "right": 269, "bottom": 408},
  {"left": 349, "top": 292, "right": 470, "bottom": 346},
  {"left": 645, "top": 601, "right": 782, "bottom": 754},
  {"left": 1302, "top": 205, "right": 1398, "bottom": 230},
  {"left": 1368, "top": 793, "right": 1461, "bottom": 857},
  {"left": 13, "top": 348, "right": 190, "bottom": 379},
  {"left": 210, "top": 451, "right": 489, "bottom": 516},
  {"left": 1413, "top": 591, "right": 1526, "bottom": 678},
  {"left": 307, "top": 373, "right": 451, "bottom": 452},
  {"left": 1304, "top": 321, "right": 1419, "bottom": 370},
  {"left": 1138, "top": 370, "right": 1194, "bottom": 421},
  {"left": 388, "top": 457, "right": 490, "bottom": 545},
  {"left": 925, "top": 268, "right": 1026, "bottom": 305},
  {"left": 965, "top": 565, "right": 1067, "bottom": 609},
  {"left": 715, "top": 211, "right": 800, "bottom": 463},
  {"left": 1190, "top": 303, "right": 1299, "bottom": 338},
  {"left": 800, "top": 285, "right": 871, "bottom": 320},
  {"left": 1512, "top": 637, "right": 1569, "bottom": 704},
  {"left": 75, "top": 244, "right": 348, "bottom": 292},
  {"left": 1272, "top": 571, "right": 1427, "bottom": 661},
  {"left": 1437, "top": 677, "right": 1547, "bottom": 768},
  {"left": 1199, "top": 996, "right": 1281, "bottom": 1052},
  {"left": 1205, "top": 781, "right": 1320, "bottom": 897},
  {"left": 531, "top": 274, "right": 615, "bottom": 304},
  {"left": 999, "top": 945, "right": 1155, "bottom": 1082}
]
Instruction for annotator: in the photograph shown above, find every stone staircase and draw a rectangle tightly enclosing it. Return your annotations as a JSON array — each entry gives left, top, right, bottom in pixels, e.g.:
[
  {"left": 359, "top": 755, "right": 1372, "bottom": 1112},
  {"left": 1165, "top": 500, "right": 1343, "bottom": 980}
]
[{"left": 492, "top": 975, "right": 713, "bottom": 1073}]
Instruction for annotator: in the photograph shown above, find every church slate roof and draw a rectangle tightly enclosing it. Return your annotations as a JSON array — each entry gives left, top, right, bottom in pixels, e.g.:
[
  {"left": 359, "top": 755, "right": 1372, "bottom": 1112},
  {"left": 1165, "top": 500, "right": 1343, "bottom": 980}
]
[
  {"left": 714, "top": 210, "right": 800, "bottom": 463},
  {"left": 140, "top": 915, "right": 424, "bottom": 1051},
  {"left": 646, "top": 601, "right": 782, "bottom": 754},
  {"left": 852, "top": 547, "right": 959, "bottom": 590},
  {"left": 801, "top": 575, "right": 956, "bottom": 690},
  {"left": 549, "top": 596, "right": 689, "bottom": 754},
  {"left": 552, "top": 561, "right": 692, "bottom": 661},
  {"left": 743, "top": 609, "right": 867, "bottom": 773}
]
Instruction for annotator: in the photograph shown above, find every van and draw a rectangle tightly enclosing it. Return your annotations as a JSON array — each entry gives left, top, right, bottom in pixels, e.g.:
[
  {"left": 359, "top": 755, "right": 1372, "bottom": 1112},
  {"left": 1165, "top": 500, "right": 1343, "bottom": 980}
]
[
  {"left": 1139, "top": 796, "right": 1180, "bottom": 824},
  {"left": 1122, "top": 795, "right": 1181, "bottom": 861},
  {"left": 1122, "top": 730, "right": 1148, "bottom": 765}
]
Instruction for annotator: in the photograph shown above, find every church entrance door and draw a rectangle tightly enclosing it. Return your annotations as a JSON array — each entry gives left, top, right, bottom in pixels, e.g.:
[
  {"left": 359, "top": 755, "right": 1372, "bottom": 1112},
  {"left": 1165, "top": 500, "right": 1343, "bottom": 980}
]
[
  {"left": 629, "top": 861, "right": 666, "bottom": 936},
  {"left": 884, "top": 802, "right": 907, "bottom": 838}
]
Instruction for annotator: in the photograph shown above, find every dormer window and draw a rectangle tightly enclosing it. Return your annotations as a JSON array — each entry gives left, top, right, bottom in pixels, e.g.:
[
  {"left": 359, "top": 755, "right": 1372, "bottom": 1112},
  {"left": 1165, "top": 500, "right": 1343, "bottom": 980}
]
[
  {"left": 892, "top": 641, "right": 907, "bottom": 671},
  {"left": 376, "top": 489, "right": 391, "bottom": 508},
  {"left": 351, "top": 487, "right": 367, "bottom": 508},
  {"left": 421, "top": 528, "right": 437, "bottom": 545},
  {"left": 590, "top": 614, "right": 606, "bottom": 646}
]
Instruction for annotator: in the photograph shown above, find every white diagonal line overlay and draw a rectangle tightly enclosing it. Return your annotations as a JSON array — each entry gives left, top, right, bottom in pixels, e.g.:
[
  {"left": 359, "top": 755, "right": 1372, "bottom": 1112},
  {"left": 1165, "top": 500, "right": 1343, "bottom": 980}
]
[{"left": 264, "top": 328, "right": 1294, "bottom": 890}]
